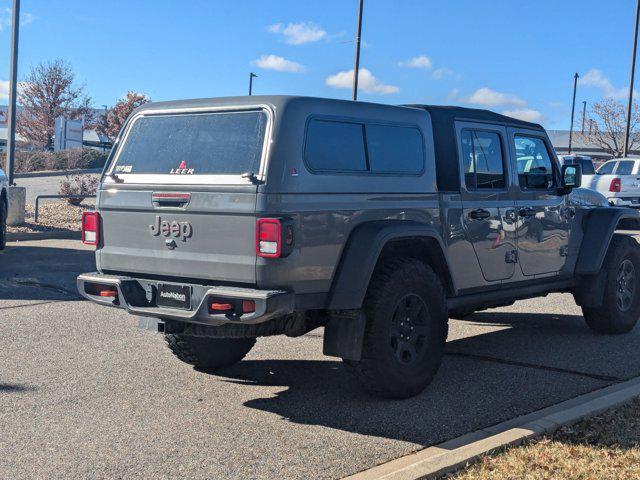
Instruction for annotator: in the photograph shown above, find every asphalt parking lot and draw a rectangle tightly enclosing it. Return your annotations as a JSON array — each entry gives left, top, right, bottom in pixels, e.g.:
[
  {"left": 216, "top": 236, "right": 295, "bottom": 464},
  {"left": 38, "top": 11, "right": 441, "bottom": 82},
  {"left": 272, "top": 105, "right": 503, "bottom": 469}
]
[{"left": 1, "top": 238, "right": 639, "bottom": 479}]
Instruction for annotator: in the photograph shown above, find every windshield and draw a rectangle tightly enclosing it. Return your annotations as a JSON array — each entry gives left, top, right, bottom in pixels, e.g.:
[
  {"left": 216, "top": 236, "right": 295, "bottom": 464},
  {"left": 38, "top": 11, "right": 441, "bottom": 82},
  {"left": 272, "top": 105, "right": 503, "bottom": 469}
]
[{"left": 112, "top": 110, "right": 268, "bottom": 176}]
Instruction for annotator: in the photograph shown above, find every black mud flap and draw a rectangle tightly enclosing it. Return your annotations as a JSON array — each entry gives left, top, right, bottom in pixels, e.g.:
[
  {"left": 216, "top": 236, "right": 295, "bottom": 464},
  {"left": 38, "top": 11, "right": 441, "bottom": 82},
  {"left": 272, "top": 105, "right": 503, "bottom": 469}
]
[{"left": 323, "top": 310, "right": 367, "bottom": 361}]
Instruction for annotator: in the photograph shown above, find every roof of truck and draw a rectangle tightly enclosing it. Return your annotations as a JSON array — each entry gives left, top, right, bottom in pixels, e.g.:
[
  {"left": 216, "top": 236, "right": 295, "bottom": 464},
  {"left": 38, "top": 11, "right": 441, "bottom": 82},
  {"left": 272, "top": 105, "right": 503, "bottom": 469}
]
[
  {"left": 405, "top": 104, "right": 544, "bottom": 130},
  {"left": 133, "top": 96, "right": 547, "bottom": 192}
]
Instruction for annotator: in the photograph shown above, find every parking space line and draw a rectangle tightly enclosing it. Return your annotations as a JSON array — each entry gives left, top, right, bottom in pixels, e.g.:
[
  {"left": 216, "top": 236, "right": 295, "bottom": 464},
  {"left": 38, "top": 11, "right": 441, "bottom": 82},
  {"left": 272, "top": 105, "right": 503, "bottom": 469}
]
[{"left": 445, "top": 350, "right": 623, "bottom": 382}]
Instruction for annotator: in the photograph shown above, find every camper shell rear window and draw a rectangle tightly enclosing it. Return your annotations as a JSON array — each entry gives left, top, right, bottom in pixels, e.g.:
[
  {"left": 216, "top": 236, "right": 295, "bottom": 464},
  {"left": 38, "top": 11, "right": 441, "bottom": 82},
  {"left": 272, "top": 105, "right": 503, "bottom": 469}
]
[{"left": 110, "top": 109, "right": 268, "bottom": 181}]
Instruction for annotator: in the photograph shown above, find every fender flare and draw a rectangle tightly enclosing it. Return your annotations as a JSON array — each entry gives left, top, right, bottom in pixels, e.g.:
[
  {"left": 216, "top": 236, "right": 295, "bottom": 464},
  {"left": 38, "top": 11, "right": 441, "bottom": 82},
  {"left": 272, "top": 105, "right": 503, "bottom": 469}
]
[
  {"left": 326, "top": 220, "right": 451, "bottom": 311},
  {"left": 575, "top": 207, "right": 640, "bottom": 275}
]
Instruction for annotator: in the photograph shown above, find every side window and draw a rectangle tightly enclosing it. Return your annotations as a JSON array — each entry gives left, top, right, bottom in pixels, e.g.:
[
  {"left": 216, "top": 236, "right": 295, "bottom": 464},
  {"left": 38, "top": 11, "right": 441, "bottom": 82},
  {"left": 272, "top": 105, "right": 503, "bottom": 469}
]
[
  {"left": 365, "top": 124, "right": 424, "bottom": 173},
  {"left": 305, "top": 120, "right": 367, "bottom": 172},
  {"left": 461, "top": 129, "right": 506, "bottom": 190},
  {"left": 514, "top": 136, "right": 555, "bottom": 190},
  {"left": 580, "top": 160, "right": 596, "bottom": 175},
  {"left": 616, "top": 161, "right": 634, "bottom": 175},
  {"left": 597, "top": 161, "right": 616, "bottom": 174}
]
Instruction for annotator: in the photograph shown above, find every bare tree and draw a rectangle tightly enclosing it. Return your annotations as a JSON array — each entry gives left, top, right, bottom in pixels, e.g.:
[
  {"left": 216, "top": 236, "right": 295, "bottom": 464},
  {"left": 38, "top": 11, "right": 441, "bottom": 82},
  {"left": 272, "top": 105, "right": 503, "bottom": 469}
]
[
  {"left": 17, "top": 59, "right": 93, "bottom": 150},
  {"left": 97, "top": 91, "right": 150, "bottom": 142},
  {"left": 581, "top": 98, "right": 640, "bottom": 157}
]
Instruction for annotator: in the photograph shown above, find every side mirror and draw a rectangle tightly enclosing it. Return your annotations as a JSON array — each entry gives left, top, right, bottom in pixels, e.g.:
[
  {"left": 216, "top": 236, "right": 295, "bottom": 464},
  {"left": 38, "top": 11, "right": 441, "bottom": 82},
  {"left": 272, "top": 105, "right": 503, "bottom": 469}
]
[{"left": 561, "top": 164, "right": 582, "bottom": 191}]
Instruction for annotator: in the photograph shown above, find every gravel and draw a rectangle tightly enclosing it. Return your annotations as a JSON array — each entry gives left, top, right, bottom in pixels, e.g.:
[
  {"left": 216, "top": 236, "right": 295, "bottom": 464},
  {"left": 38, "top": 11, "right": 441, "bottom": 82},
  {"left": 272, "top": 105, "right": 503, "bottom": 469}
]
[{"left": 7, "top": 200, "right": 95, "bottom": 233}]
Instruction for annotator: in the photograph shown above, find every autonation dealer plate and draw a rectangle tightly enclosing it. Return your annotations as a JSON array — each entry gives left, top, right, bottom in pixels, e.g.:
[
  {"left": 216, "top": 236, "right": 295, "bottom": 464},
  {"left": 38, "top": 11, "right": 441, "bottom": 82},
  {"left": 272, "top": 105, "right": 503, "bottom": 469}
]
[{"left": 157, "top": 283, "right": 192, "bottom": 310}]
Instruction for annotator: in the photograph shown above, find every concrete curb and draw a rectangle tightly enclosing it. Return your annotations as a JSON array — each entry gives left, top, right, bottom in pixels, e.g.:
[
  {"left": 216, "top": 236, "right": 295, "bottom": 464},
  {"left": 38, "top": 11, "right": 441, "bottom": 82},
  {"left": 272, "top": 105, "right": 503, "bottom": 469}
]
[
  {"left": 345, "top": 376, "right": 640, "bottom": 480},
  {"left": 14, "top": 168, "right": 102, "bottom": 179},
  {"left": 8, "top": 230, "right": 80, "bottom": 242}
]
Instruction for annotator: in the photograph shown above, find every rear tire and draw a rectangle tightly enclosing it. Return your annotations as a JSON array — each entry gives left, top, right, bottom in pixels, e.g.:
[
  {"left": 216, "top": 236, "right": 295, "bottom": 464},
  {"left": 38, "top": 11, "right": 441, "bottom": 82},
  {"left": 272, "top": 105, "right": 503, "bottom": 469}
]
[
  {"left": 165, "top": 334, "right": 256, "bottom": 371},
  {"left": 582, "top": 234, "right": 640, "bottom": 334},
  {"left": 344, "top": 258, "right": 448, "bottom": 399}
]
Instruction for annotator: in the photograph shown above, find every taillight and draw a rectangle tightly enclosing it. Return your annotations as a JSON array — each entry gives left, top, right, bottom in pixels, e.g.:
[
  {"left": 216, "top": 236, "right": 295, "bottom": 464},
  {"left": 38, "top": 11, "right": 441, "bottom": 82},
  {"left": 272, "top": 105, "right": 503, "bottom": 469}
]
[
  {"left": 82, "top": 212, "right": 100, "bottom": 246},
  {"left": 610, "top": 178, "right": 622, "bottom": 192},
  {"left": 256, "top": 218, "right": 281, "bottom": 258}
]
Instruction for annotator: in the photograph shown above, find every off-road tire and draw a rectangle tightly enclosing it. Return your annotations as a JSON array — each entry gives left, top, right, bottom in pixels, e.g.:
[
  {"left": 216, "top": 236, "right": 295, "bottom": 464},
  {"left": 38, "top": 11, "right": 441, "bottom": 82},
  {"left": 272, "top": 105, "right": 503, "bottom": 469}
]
[
  {"left": 165, "top": 334, "right": 256, "bottom": 371},
  {"left": 0, "top": 197, "right": 7, "bottom": 250},
  {"left": 344, "top": 258, "right": 448, "bottom": 399},
  {"left": 583, "top": 234, "right": 640, "bottom": 334}
]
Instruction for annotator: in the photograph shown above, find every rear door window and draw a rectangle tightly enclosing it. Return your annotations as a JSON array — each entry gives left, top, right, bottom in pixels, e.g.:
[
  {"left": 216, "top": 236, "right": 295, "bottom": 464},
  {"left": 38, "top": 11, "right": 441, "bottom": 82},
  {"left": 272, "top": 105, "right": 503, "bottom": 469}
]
[
  {"left": 615, "top": 161, "right": 635, "bottom": 175},
  {"left": 305, "top": 120, "right": 367, "bottom": 172},
  {"left": 461, "top": 130, "right": 506, "bottom": 190},
  {"left": 112, "top": 110, "right": 268, "bottom": 176}
]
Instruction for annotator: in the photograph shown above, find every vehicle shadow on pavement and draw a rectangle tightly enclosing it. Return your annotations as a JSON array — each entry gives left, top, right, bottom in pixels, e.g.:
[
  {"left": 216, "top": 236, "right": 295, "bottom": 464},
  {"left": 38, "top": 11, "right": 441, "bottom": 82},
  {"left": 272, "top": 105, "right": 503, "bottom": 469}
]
[
  {"left": 0, "top": 244, "right": 93, "bottom": 301},
  {"left": 209, "top": 310, "right": 637, "bottom": 446}
]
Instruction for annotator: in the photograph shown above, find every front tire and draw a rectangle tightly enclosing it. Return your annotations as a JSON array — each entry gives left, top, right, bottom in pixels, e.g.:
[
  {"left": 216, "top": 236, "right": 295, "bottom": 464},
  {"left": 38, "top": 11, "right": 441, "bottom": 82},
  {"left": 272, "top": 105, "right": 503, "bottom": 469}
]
[
  {"left": 344, "top": 258, "right": 448, "bottom": 399},
  {"left": 165, "top": 334, "right": 256, "bottom": 371},
  {"left": 583, "top": 234, "right": 640, "bottom": 334}
]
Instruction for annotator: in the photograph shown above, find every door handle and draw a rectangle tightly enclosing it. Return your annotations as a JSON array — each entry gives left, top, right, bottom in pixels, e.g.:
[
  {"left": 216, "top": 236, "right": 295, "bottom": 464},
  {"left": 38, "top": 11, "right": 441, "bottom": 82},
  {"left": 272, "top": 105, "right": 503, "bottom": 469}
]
[
  {"left": 518, "top": 207, "right": 536, "bottom": 218},
  {"left": 468, "top": 209, "right": 491, "bottom": 220}
]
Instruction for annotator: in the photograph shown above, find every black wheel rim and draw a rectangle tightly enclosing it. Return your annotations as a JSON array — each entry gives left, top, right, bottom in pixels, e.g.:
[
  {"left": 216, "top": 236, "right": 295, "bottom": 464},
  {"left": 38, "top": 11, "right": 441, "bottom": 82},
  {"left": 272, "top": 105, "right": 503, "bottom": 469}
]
[
  {"left": 389, "top": 294, "right": 429, "bottom": 365},
  {"left": 616, "top": 259, "right": 636, "bottom": 312}
]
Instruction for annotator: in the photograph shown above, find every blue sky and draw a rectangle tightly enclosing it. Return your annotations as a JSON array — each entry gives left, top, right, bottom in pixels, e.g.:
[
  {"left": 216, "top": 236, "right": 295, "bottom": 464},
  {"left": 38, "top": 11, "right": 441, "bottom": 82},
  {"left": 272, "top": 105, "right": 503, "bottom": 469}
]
[{"left": 0, "top": 0, "right": 636, "bottom": 129}]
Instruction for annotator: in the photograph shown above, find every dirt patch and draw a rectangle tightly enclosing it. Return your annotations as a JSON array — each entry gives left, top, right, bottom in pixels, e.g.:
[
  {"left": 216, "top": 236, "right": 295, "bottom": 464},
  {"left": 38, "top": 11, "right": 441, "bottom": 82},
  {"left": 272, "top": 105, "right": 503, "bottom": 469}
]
[
  {"left": 448, "top": 397, "right": 640, "bottom": 479},
  {"left": 8, "top": 200, "right": 95, "bottom": 233}
]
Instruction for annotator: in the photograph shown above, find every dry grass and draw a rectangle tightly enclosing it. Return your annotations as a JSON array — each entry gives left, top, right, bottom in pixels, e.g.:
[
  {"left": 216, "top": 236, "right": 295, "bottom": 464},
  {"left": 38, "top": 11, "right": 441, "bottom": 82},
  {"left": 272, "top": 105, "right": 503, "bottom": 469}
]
[
  {"left": 8, "top": 200, "right": 94, "bottom": 233},
  {"left": 448, "top": 398, "right": 640, "bottom": 480}
]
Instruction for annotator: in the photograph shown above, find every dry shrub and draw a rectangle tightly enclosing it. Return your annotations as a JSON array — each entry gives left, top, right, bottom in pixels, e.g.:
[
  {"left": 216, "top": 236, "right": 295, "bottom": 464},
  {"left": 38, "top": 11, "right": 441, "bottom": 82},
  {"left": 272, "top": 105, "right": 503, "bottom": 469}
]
[{"left": 58, "top": 174, "right": 99, "bottom": 205}]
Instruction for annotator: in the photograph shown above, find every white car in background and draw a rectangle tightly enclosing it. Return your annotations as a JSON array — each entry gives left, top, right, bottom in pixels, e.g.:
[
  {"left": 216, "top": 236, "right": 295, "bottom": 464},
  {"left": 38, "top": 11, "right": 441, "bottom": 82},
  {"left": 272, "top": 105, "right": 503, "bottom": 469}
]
[{"left": 582, "top": 158, "right": 640, "bottom": 208}]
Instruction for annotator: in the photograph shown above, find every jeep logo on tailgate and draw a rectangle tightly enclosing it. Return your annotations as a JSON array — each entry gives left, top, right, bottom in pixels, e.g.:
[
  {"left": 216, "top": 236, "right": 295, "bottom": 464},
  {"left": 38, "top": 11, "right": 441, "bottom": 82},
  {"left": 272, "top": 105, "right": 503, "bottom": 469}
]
[{"left": 150, "top": 215, "right": 193, "bottom": 242}]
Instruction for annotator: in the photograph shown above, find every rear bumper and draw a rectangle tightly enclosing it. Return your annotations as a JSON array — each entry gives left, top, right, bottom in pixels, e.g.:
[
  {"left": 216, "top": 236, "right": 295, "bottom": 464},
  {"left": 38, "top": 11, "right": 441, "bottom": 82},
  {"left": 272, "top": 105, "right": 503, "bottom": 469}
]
[
  {"left": 607, "top": 197, "right": 640, "bottom": 208},
  {"left": 77, "top": 272, "right": 294, "bottom": 326}
]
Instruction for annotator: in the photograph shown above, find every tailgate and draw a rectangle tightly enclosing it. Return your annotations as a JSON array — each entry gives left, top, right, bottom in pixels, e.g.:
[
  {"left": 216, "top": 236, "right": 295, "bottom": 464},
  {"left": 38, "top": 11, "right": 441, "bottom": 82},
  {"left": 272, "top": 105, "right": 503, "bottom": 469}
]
[{"left": 97, "top": 188, "right": 258, "bottom": 284}]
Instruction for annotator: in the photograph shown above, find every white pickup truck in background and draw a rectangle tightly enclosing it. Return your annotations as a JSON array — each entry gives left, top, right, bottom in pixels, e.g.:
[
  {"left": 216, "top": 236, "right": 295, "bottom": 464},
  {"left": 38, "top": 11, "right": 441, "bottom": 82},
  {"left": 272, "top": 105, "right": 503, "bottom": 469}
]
[{"left": 580, "top": 157, "right": 640, "bottom": 208}]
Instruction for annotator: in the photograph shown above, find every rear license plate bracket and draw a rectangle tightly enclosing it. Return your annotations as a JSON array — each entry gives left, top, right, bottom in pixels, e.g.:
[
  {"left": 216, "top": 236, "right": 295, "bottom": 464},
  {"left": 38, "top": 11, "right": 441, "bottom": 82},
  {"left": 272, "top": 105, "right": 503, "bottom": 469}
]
[{"left": 157, "top": 283, "right": 192, "bottom": 310}]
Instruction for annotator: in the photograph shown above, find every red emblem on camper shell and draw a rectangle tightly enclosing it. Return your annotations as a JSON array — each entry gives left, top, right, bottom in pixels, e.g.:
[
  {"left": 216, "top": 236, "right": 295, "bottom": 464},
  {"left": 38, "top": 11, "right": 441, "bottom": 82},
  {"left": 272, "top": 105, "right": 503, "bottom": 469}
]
[{"left": 170, "top": 160, "right": 194, "bottom": 175}]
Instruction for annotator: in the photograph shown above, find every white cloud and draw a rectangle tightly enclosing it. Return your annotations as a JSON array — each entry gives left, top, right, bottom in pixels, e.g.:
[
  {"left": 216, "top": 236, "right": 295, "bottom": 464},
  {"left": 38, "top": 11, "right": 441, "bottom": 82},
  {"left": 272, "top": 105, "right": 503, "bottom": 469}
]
[
  {"left": 579, "top": 69, "right": 627, "bottom": 99},
  {"left": 325, "top": 68, "right": 399, "bottom": 94},
  {"left": 268, "top": 22, "right": 326, "bottom": 45},
  {"left": 253, "top": 54, "right": 305, "bottom": 73},
  {"left": 466, "top": 87, "right": 527, "bottom": 108},
  {"left": 502, "top": 108, "right": 543, "bottom": 123},
  {"left": 432, "top": 67, "right": 454, "bottom": 80},
  {"left": 0, "top": 8, "right": 34, "bottom": 30},
  {"left": 399, "top": 55, "right": 432, "bottom": 69}
]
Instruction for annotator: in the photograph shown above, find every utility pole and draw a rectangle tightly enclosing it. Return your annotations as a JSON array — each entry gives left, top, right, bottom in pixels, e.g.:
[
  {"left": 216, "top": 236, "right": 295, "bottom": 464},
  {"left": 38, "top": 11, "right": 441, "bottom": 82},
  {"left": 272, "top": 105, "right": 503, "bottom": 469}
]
[
  {"left": 624, "top": 0, "right": 640, "bottom": 158},
  {"left": 6, "top": 0, "right": 20, "bottom": 186},
  {"left": 248, "top": 72, "right": 257, "bottom": 96},
  {"left": 581, "top": 101, "right": 587, "bottom": 134},
  {"left": 101, "top": 105, "right": 108, "bottom": 154},
  {"left": 568, "top": 72, "right": 579, "bottom": 155},
  {"left": 352, "top": 0, "right": 364, "bottom": 101}
]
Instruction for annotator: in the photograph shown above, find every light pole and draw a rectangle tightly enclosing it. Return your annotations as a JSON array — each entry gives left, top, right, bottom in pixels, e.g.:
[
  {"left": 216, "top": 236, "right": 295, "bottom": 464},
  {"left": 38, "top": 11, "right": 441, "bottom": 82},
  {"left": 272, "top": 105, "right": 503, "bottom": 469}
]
[
  {"left": 568, "top": 72, "right": 579, "bottom": 155},
  {"left": 581, "top": 100, "right": 587, "bottom": 134},
  {"left": 624, "top": 0, "right": 640, "bottom": 158},
  {"left": 352, "top": 0, "right": 364, "bottom": 101},
  {"left": 248, "top": 72, "right": 257, "bottom": 96},
  {"left": 6, "top": 0, "right": 20, "bottom": 186}
]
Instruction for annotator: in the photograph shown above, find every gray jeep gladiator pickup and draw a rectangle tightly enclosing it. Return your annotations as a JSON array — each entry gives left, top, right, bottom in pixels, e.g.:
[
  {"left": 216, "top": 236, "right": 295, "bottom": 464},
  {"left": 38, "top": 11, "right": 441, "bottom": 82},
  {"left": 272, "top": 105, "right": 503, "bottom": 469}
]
[{"left": 78, "top": 95, "right": 640, "bottom": 399}]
